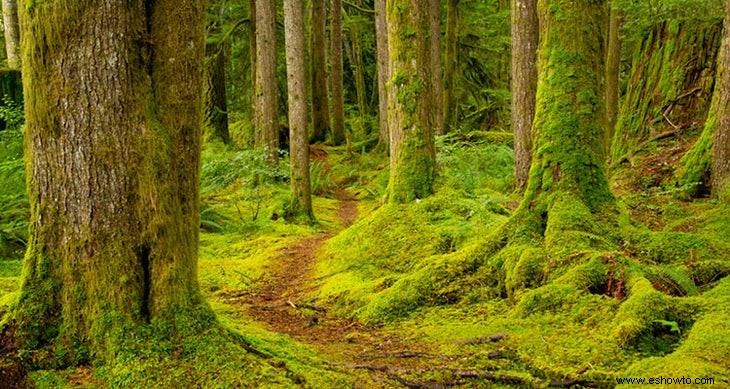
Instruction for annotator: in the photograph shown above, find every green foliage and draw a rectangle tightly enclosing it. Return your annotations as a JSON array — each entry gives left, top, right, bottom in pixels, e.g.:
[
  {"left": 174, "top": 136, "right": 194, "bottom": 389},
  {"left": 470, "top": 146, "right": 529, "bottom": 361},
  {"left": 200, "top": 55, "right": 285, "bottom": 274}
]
[
  {"left": 616, "top": 0, "right": 724, "bottom": 47},
  {"left": 0, "top": 96, "right": 27, "bottom": 260},
  {"left": 436, "top": 136, "right": 515, "bottom": 195},
  {"left": 201, "top": 145, "right": 288, "bottom": 193},
  {"left": 453, "top": 0, "right": 511, "bottom": 132}
]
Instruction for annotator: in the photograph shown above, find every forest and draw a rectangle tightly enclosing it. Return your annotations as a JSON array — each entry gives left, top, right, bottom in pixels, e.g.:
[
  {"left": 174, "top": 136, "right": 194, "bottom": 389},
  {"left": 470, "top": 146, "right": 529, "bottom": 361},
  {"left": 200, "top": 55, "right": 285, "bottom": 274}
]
[{"left": 0, "top": 0, "right": 728, "bottom": 387}]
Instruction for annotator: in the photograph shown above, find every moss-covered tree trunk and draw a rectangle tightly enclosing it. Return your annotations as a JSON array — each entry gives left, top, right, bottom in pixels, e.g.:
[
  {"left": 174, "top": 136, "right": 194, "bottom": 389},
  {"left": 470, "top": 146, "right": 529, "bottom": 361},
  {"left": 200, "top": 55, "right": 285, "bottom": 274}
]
[
  {"left": 375, "top": 0, "right": 389, "bottom": 149},
  {"left": 310, "top": 0, "right": 330, "bottom": 143},
  {"left": 605, "top": 3, "right": 621, "bottom": 147},
  {"left": 330, "top": 0, "right": 346, "bottom": 146},
  {"left": 205, "top": 35, "right": 231, "bottom": 144},
  {"left": 442, "top": 0, "right": 458, "bottom": 134},
  {"left": 1, "top": 0, "right": 20, "bottom": 69},
  {"left": 255, "top": 0, "right": 280, "bottom": 161},
  {"left": 249, "top": 0, "right": 257, "bottom": 122},
  {"left": 348, "top": 16, "right": 370, "bottom": 133},
  {"left": 612, "top": 19, "right": 721, "bottom": 165},
  {"left": 712, "top": 0, "right": 730, "bottom": 200},
  {"left": 511, "top": 0, "right": 538, "bottom": 191},
  {"left": 285, "top": 0, "right": 314, "bottom": 220},
  {"left": 386, "top": 0, "right": 436, "bottom": 203},
  {"left": 429, "top": 0, "right": 444, "bottom": 136},
  {"left": 514, "top": 0, "right": 613, "bottom": 239},
  {"left": 375, "top": 0, "right": 390, "bottom": 150},
  {"left": 12, "top": 0, "right": 209, "bottom": 367}
]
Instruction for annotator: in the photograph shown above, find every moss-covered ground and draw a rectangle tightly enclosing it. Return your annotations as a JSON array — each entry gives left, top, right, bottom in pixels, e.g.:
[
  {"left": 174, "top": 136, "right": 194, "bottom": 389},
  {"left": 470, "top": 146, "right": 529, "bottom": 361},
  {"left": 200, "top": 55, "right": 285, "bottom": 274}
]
[{"left": 0, "top": 133, "right": 728, "bottom": 387}]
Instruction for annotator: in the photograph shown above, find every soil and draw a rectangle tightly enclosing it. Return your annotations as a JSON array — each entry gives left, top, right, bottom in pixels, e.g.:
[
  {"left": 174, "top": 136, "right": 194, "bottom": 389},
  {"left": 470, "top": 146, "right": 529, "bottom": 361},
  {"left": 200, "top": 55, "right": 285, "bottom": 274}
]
[{"left": 234, "top": 188, "right": 467, "bottom": 387}]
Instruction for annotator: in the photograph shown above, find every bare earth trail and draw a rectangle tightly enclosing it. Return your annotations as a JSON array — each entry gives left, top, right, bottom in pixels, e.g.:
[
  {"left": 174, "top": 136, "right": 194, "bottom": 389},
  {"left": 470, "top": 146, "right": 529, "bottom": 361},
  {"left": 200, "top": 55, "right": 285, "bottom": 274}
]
[
  {"left": 233, "top": 189, "right": 526, "bottom": 388},
  {"left": 237, "top": 189, "right": 458, "bottom": 387}
]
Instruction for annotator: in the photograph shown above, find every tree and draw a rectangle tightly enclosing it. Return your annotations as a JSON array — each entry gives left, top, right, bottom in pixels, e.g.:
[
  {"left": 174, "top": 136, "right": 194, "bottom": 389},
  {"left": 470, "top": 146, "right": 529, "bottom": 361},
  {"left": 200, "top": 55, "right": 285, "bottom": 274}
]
[
  {"left": 310, "top": 0, "right": 330, "bottom": 143},
  {"left": 386, "top": 0, "right": 436, "bottom": 203},
  {"left": 712, "top": 0, "right": 730, "bottom": 200},
  {"left": 285, "top": 0, "right": 315, "bottom": 220},
  {"left": 346, "top": 11, "right": 370, "bottom": 133},
  {"left": 330, "top": 0, "right": 346, "bottom": 146},
  {"left": 1, "top": 0, "right": 19, "bottom": 69},
  {"left": 430, "top": 0, "right": 444, "bottom": 135},
  {"left": 613, "top": 19, "right": 720, "bottom": 166},
  {"left": 11, "top": 0, "right": 210, "bottom": 366},
  {"left": 605, "top": 3, "right": 621, "bottom": 147},
  {"left": 205, "top": 28, "right": 231, "bottom": 144},
  {"left": 375, "top": 0, "right": 390, "bottom": 150},
  {"left": 510, "top": 0, "right": 539, "bottom": 191},
  {"left": 255, "top": 0, "right": 279, "bottom": 161},
  {"left": 521, "top": 0, "right": 612, "bottom": 214},
  {"left": 442, "top": 0, "right": 459, "bottom": 134}
]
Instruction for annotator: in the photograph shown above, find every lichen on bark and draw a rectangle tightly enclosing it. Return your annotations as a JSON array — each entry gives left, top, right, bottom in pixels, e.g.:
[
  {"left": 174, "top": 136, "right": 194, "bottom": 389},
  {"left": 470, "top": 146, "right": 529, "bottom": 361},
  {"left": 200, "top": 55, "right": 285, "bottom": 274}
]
[{"left": 9, "top": 0, "right": 212, "bottom": 368}]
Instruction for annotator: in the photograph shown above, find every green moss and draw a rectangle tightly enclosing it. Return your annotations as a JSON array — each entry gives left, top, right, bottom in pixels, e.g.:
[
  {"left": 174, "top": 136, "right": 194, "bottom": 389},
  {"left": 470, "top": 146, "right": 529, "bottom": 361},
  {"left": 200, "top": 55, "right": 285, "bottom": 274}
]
[
  {"left": 612, "top": 278, "right": 698, "bottom": 346},
  {"left": 614, "top": 19, "right": 721, "bottom": 167},
  {"left": 621, "top": 278, "right": 730, "bottom": 385},
  {"left": 677, "top": 105, "right": 715, "bottom": 197}
]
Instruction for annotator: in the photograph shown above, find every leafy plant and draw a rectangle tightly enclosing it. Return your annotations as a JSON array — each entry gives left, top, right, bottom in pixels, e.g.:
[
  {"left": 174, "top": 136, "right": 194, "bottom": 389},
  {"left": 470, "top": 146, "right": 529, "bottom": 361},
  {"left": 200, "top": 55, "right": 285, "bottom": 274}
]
[{"left": 0, "top": 96, "right": 28, "bottom": 260}]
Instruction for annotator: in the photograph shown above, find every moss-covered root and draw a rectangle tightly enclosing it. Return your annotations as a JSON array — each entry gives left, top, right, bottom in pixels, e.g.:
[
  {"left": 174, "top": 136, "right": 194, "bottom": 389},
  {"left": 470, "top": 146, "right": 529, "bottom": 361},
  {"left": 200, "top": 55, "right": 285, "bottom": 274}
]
[
  {"left": 620, "top": 277, "right": 730, "bottom": 387},
  {"left": 612, "top": 278, "right": 698, "bottom": 346}
]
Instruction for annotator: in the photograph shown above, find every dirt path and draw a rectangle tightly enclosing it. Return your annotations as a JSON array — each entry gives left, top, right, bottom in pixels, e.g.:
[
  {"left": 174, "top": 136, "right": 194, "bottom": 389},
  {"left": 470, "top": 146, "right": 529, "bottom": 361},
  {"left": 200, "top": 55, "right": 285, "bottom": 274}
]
[
  {"left": 233, "top": 175, "right": 521, "bottom": 387},
  {"left": 242, "top": 189, "right": 359, "bottom": 340},
  {"left": 237, "top": 189, "right": 453, "bottom": 386}
]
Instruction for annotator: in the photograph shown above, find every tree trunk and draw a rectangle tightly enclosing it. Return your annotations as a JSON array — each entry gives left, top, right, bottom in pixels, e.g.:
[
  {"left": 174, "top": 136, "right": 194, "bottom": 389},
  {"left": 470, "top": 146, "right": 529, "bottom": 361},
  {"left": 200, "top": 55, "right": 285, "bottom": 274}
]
[
  {"left": 430, "top": 0, "right": 444, "bottom": 135},
  {"left": 310, "top": 0, "right": 330, "bottom": 143},
  {"left": 614, "top": 20, "right": 721, "bottom": 165},
  {"left": 518, "top": 0, "right": 612, "bottom": 219},
  {"left": 285, "top": 0, "right": 315, "bottom": 220},
  {"left": 442, "top": 0, "right": 459, "bottom": 134},
  {"left": 330, "top": 0, "right": 346, "bottom": 145},
  {"left": 205, "top": 35, "right": 231, "bottom": 144},
  {"left": 255, "top": 0, "right": 280, "bottom": 161},
  {"left": 348, "top": 15, "right": 370, "bottom": 134},
  {"left": 510, "top": 0, "right": 539, "bottom": 191},
  {"left": 249, "top": 0, "right": 257, "bottom": 124},
  {"left": 605, "top": 4, "right": 621, "bottom": 149},
  {"left": 387, "top": 0, "right": 436, "bottom": 203},
  {"left": 1, "top": 0, "right": 20, "bottom": 69},
  {"left": 13, "top": 0, "right": 208, "bottom": 367},
  {"left": 712, "top": 0, "right": 730, "bottom": 200},
  {"left": 375, "top": 0, "right": 389, "bottom": 150}
]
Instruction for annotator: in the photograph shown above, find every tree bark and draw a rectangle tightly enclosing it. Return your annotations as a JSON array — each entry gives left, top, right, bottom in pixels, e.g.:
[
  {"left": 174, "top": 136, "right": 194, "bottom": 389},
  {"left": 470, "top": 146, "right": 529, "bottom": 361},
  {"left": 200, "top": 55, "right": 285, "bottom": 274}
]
[
  {"left": 310, "top": 0, "right": 330, "bottom": 143},
  {"left": 511, "top": 0, "right": 539, "bottom": 191},
  {"left": 205, "top": 34, "right": 231, "bottom": 144},
  {"left": 285, "top": 0, "right": 315, "bottom": 220},
  {"left": 605, "top": 4, "right": 621, "bottom": 149},
  {"left": 1, "top": 0, "right": 20, "bottom": 69},
  {"left": 430, "top": 0, "right": 444, "bottom": 135},
  {"left": 330, "top": 0, "right": 346, "bottom": 145},
  {"left": 614, "top": 20, "right": 721, "bottom": 165},
  {"left": 255, "top": 0, "right": 280, "bottom": 161},
  {"left": 249, "top": 0, "right": 257, "bottom": 126},
  {"left": 13, "top": 0, "right": 209, "bottom": 366},
  {"left": 519, "top": 0, "right": 612, "bottom": 214},
  {"left": 387, "top": 0, "right": 436, "bottom": 203},
  {"left": 348, "top": 14, "right": 369, "bottom": 133},
  {"left": 375, "top": 0, "right": 389, "bottom": 150},
  {"left": 442, "top": 0, "right": 459, "bottom": 134},
  {"left": 712, "top": 0, "right": 730, "bottom": 200}
]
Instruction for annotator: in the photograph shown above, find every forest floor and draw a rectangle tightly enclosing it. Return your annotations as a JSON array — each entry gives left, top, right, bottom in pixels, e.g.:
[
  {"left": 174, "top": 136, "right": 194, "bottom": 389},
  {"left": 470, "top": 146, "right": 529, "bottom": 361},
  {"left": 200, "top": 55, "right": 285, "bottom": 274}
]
[
  {"left": 223, "top": 188, "right": 529, "bottom": 388},
  {"left": 1, "top": 138, "right": 729, "bottom": 388}
]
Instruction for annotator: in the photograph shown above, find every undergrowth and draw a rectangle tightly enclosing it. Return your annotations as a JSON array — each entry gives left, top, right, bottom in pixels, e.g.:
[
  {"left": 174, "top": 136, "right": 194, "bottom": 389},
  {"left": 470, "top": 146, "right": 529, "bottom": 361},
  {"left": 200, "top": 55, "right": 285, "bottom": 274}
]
[{"left": 0, "top": 96, "right": 27, "bottom": 261}]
